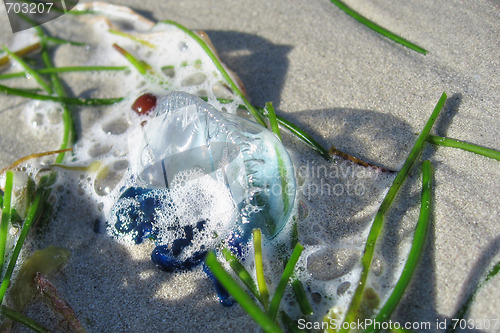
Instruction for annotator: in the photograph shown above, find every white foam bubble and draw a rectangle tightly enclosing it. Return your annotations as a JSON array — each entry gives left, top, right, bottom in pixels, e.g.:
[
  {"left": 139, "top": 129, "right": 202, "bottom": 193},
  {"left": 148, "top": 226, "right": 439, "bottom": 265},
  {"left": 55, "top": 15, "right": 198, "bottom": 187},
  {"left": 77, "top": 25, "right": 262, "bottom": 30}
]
[{"left": 152, "top": 170, "right": 237, "bottom": 259}]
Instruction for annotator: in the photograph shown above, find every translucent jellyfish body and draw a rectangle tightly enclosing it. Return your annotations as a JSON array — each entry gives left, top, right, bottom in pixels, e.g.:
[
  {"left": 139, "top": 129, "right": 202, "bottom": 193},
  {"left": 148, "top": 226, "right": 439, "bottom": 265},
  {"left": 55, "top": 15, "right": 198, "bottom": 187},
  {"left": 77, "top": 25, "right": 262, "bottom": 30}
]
[{"left": 111, "top": 92, "right": 296, "bottom": 272}]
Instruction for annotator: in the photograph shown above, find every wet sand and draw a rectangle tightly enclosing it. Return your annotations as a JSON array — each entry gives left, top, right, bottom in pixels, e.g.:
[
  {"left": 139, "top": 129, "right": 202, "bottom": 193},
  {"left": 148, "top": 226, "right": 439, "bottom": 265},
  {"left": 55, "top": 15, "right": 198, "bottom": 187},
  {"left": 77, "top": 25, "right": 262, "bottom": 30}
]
[{"left": 0, "top": 0, "right": 499, "bottom": 332}]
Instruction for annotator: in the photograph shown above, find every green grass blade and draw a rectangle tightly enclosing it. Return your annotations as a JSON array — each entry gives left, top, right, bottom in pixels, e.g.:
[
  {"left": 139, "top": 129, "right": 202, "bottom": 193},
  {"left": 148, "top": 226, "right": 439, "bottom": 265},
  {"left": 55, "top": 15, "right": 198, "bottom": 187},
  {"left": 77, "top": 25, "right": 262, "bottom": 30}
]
[
  {"left": 280, "top": 311, "right": 308, "bottom": 333},
  {"left": 112, "top": 44, "right": 148, "bottom": 75},
  {"left": 199, "top": 96, "right": 231, "bottom": 104},
  {"left": 112, "top": 44, "right": 168, "bottom": 88},
  {"left": 204, "top": 252, "right": 283, "bottom": 333},
  {"left": 268, "top": 243, "right": 304, "bottom": 320},
  {"left": 254, "top": 229, "right": 269, "bottom": 310},
  {"left": 275, "top": 147, "right": 291, "bottom": 222},
  {"left": 255, "top": 106, "right": 331, "bottom": 160},
  {"left": 0, "top": 186, "right": 50, "bottom": 304},
  {"left": 329, "top": 0, "right": 427, "bottom": 54},
  {"left": 163, "top": 20, "right": 266, "bottom": 127},
  {"left": 446, "top": 260, "right": 500, "bottom": 333},
  {"left": 0, "top": 66, "right": 127, "bottom": 80},
  {"left": 38, "top": 37, "right": 75, "bottom": 163},
  {"left": 44, "top": 36, "right": 86, "bottom": 47},
  {"left": 291, "top": 222, "right": 299, "bottom": 249},
  {"left": 265, "top": 105, "right": 291, "bottom": 229},
  {"left": 428, "top": 135, "right": 500, "bottom": 161},
  {"left": 8, "top": 88, "right": 43, "bottom": 93},
  {"left": 59, "top": 6, "right": 94, "bottom": 15},
  {"left": 365, "top": 160, "right": 433, "bottom": 333},
  {"left": 39, "top": 29, "right": 80, "bottom": 163},
  {"left": 334, "top": 92, "right": 447, "bottom": 333},
  {"left": 265, "top": 102, "right": 282, "bottom": 141},
  {"left": 56, "top": 106, "right": 73, "bottom": 164},
  {"left": 2, "top": 46, "right": 52, "bottom": 94},
  {"left": 0, "top": 42, "right": 41, "bottom": 68},
  {"left": 291, "top": 278, "right": 313, "bottom": 316},
  {"left": 0, "top": 84, "right": 123, "bottom": 105},
  {"left": 222, "top": 248, "right": 261, "bottom": 302},
  {"left": 0, "top": 171, "right": 14, "bottom": 274},
  {"left": 0, "top": 306, "right": 49, "bottom": 333},
  {"left": 109, "top": 29, "right": 156, "bottom": 48}
]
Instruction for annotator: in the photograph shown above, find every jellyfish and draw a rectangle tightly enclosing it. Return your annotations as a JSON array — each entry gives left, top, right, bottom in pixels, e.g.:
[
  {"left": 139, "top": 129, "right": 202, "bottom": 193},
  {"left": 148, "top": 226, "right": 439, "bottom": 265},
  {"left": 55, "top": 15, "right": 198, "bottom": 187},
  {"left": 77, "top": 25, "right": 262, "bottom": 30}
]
[{"left": 110, "top": 91, "right": 296, "bottom": 303}]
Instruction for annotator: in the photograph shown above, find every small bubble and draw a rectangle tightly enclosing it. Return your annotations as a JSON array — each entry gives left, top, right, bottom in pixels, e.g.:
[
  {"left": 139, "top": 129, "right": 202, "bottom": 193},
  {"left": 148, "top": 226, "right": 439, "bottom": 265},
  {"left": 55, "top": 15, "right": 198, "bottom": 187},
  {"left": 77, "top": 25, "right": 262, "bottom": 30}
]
[
  {"left": 236, "top": 107, "right": 250, "bottom": 118},
  {"left": 311, "top": 292, "right": 322, "bottom": 303},
  {"left": 212, "top": 82, "right": 233, "bottom": 100},
  {"left": 102, "top": 118, "right": 130, "bottom": 135},
  {"left": 88, "top": 143, "right": 112, "bottom": 158},
  {"left": 196, "top": 89, "right": 207, "bottom": 97},
  {"left": 178, "top": 41, "right": 188, "bottom": 51},
  {"left": 48, "top": 195, "right": 56, "bottom": 204},
  {"left": 162, "top": 66, "right": 175, "bottom": 78},
  {"left": 94, "top": 165, "right": 126, "bottom": 196},
  {"left": 113, "top": 160, "right": 129, "bottom": 171},
  {"left": 337, "top": 281, "right": 351, "bottom": 296},
  {"left": 181, "top": 73, "right": 207, "bottom": 86},
  {"left": 47, "top": 107, "right": 63, "bottom": 124},
  {"left": 372, "top": 257, "right": 384, "bottom": 276},
  {"left": 31, "top": 112, "right": 44, "bottom": 128}
]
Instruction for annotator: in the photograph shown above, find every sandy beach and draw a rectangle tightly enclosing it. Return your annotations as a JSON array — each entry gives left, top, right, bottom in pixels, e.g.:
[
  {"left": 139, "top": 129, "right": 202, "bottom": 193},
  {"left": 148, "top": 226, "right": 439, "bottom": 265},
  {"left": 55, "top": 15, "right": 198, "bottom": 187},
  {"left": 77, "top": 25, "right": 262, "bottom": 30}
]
[{"left": 0, "top": 0, "right": 499, "bottom": 332}]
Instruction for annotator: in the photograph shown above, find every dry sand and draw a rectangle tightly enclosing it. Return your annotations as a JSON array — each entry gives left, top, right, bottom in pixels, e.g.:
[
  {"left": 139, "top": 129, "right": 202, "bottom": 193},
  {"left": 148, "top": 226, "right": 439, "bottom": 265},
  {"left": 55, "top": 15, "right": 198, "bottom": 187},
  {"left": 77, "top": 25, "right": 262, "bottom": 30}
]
[{"left": 0, "top": 0, "right": 499, "bottom": 332}]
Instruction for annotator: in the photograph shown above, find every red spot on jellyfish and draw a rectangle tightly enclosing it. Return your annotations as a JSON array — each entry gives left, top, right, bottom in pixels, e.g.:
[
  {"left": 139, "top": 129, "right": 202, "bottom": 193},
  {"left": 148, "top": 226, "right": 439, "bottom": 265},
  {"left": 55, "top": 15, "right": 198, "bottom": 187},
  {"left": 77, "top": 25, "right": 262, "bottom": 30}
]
[{"left": 132, "top": 93, "right": 157, "bottom": 115}]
